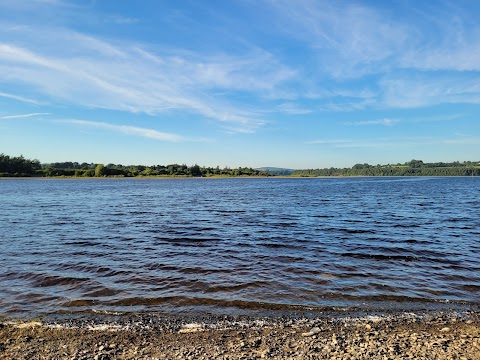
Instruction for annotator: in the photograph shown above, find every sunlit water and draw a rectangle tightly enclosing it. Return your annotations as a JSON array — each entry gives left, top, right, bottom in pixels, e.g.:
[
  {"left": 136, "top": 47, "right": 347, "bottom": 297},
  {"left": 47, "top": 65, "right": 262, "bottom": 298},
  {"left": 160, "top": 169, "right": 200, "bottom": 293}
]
[{"left": 1, "top": 177, "right": 479, "bottom": 317}]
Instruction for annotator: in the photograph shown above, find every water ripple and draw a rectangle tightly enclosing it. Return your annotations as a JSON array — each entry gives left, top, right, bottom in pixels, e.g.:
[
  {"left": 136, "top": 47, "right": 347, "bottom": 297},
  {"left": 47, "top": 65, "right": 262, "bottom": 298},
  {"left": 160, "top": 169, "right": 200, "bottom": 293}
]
[{"left": 1, "top": 177, "right": 479, "bottom": 316}]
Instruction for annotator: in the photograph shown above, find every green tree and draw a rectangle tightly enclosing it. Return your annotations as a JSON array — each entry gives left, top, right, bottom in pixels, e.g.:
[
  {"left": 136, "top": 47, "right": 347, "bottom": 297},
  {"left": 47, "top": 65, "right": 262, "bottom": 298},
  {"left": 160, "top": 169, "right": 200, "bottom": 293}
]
[
  {"left": 95, "top": 164, "right": 106, "bottom": 177},
  {"left": 408, "top": 159, "right": 424, "bottom": 168},
  {"left": 190, "top": 164, "right": 202, "bottom": 177}
]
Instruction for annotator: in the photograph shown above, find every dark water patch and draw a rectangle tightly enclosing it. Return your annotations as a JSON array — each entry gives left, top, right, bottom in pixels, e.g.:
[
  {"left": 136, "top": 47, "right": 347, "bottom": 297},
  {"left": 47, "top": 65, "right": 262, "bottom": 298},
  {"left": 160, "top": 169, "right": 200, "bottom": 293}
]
[
  {"left": 79, "top": 296, "right": 323, "bottom": 311},
  {"left": 341, "top": 252, "right": 420, "bottom": 262},
  {"left": 446, "top": 217, "right": 470, "bottom": 222},
  {"left": 258, "top": 242, "right": 305, "bottom": 250},
  {"left": 58, "top": 294, "right": 476, "bottom": 314},
  {"left": 154, "top": 236, "right": 221, "bottom": 243},
  {"left": 109, "top": 212, "right": 126, "bottom": 216},
  {"left": 177, "top": 267, "right": 230, "bottom": 275},
  {"left": 393, "top": 223, "right": 421, "bottom": 228},
  {"left": 446, "top": 225, "right": 475, "bottom": 230},
  {"left": 272, "top": 222, "right": 297, "bottom": 228},
  {"left": 322, "top": 227, "right": 376, "bottom": 234},
  {"left": 16, "top": 293, "right": 64, "bottom": 303},
  {"left": 416, "top": 202, "right": 433, "bottom": 207},
  {"left": 129, "top": 210, "right": 155, "bottom": 215},
  {"left": 49, "top": 221, "right": 73, "bottom": 226},
  {"left": 62, "top": 299, "right": 96, "bottom": 307},
  {"left": 204, "top": 282, "right": 270, "bottom": 293},
  {"left": 131, "top": 220, "right": 150, "bottom": 225},
  {"left": 27, "top": 274, "right": 90, "bottom": 288},
  {"left": 84, "top": 288, "right": 122, "bottom": 297},
  {"left": 458, "top": 284, "right": 480, "bottom": 292},
  {"left": 279, "top": 216, "right": 298, "bottom": 221},
  {"left": 63, "top": 240, "right": 101, "bottom": 246}
]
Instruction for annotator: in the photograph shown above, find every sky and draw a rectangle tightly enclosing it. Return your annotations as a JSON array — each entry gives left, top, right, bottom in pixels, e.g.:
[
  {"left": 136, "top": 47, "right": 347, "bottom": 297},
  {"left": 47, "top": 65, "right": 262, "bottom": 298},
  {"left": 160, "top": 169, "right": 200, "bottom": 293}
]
[{"left": 1, "top": 0, "right": 480, "bottom": 169}]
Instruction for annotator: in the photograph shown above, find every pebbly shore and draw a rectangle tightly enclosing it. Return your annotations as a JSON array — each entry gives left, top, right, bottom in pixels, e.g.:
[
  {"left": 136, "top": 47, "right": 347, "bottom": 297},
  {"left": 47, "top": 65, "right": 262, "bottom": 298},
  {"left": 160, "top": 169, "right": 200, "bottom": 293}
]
[{"left": 0, "top": 311, "right": 479, "bottom": 359}]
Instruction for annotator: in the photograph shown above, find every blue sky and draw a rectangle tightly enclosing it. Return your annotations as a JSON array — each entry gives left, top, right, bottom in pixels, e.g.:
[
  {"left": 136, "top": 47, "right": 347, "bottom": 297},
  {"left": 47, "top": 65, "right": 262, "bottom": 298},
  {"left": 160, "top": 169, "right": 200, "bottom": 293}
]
[{"left": 1, "top": 0, "right": 479, "bottom": 168}]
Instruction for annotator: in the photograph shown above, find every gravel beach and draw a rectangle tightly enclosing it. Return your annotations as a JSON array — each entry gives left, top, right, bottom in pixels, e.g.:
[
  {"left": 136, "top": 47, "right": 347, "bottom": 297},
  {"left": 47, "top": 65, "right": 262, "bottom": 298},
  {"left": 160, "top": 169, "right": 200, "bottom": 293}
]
[{"left": 1, "top": 311, "right": 479, "bottom": 359}]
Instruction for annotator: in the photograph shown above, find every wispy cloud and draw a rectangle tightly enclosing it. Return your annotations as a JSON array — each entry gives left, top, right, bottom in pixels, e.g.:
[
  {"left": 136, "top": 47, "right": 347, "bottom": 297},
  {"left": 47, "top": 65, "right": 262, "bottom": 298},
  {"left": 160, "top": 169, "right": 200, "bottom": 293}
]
[
  {"left": 305, "top": 138, "right": 387, "bottom": 148},
  {"left": 275, "top": 102, "right": 312, "bottom": 115},
  {"left": 0, "top": 92, "right": 42, "bottom": 105},
  {"left": 0, "top": 23, "right": 295, "bottom": 132},
  {"left": 58, "top": 119, "right": 203, "bottom": 142},
  {"left": 443, "top": 134, "right": 480, "bottom": 145},
  {"left": 1, "top": 0, "right": 480, "bottom": 140},
  {"left": 380, "top": 75, "right": 480, "bottom": 108},
  {"left": 268, "top": 0, "right": 412, "bottom": 78},
  {"left": 0, "top": 112, "right": 50, "bottom": 119},
  {"left": 269, "top": 0, "right": 480, "bottom": 74},
  {"left": 266, "top": 0, "right": 480, "bottom": 109},
  {"left": 0, "top": 0, "right": 70, "bottom": 10},
  {"left": 400, "top": 43, "right": 480, "bottom": 72},
  {"left": 454, "top": 132, "right": 473, "bottom": 137},
  {"left": 408, "top": 113, "right": 465, "bottom": 123},
  {"left": 345, "top": 118, "right": 399, "bottom": 126},
  {"left": 304, "top": 139, "right": 350, "bottom": 145},
  {"left": 306, "top": 135, "right": 480, "bottom": 148}
]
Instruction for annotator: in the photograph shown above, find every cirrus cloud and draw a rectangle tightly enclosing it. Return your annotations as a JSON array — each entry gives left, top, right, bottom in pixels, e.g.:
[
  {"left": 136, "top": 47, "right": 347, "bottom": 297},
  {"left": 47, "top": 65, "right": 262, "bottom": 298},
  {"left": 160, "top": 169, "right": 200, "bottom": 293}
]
[{"left": 57, "top": 119, "right": 207, "bottom": 143}]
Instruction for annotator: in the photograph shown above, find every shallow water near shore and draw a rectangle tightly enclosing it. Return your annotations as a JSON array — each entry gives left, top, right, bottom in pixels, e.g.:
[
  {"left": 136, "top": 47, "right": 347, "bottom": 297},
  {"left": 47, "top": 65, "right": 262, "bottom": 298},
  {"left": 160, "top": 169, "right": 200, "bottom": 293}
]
[{"left": 1, "top": 177, "right": 479, "bottom": 318}]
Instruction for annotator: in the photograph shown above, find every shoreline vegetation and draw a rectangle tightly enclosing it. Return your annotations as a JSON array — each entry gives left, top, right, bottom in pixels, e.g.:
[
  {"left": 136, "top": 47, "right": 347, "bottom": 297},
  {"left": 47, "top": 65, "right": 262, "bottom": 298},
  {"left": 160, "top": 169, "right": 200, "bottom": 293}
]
[
  {"left": 1, "top": 311, "right": 479, "bottom": 359},
  {"left": 1, "top": 153, "right": 479, "bottom": 178}
]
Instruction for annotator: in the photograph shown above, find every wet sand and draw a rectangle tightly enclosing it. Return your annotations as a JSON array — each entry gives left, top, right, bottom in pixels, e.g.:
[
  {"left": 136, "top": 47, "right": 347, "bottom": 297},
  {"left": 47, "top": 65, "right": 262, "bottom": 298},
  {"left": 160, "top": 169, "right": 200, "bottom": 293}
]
[{"left": 1, "top": 311, "right": 479, "bottom": 359}]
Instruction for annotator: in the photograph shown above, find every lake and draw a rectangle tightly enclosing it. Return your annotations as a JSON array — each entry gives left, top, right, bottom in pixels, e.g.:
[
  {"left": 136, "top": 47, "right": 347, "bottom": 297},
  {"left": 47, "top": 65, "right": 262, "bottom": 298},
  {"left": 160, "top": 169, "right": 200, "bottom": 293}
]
[{"left": 1, "top": 177, "right": 479, "bottom": 318}]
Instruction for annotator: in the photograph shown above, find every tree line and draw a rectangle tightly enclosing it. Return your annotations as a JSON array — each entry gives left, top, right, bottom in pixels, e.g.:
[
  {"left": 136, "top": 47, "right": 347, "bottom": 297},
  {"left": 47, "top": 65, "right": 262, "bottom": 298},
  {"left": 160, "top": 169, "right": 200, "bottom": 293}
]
[
  {"left": 0, "top": 154, "right": 269, "bottom": 177},
  {"left": 1, "top": 154, "right": 479, "bottom": 177},
  {"left": 0, "top": 154, "right": 41, "bottom": 177},
  {"left": 292, "top": 159, "right": 480, "bottom": 177}
]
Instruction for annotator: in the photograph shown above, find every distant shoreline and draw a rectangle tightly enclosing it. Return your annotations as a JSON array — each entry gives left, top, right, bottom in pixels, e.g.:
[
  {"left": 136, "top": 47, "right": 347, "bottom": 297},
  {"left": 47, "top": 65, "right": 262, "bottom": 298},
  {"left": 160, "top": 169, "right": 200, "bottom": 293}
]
[
  {"left": 0, "top": 175, "right": 478, "bottom": 180},
  {"left": 2, "top": 154, "right": 479, "bottom": 178}
]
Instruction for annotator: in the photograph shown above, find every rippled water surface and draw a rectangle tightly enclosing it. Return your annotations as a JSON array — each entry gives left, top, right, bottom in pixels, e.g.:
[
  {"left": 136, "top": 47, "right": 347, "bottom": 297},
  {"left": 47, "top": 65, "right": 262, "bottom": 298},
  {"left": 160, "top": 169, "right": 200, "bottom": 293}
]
[{"left": 1, "top": 177, "right": 479, "bottom": 316}]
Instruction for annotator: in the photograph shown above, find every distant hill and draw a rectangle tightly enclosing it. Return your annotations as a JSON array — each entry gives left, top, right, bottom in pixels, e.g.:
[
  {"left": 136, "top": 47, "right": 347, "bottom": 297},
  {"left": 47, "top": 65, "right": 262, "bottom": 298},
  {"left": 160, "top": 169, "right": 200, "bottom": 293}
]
[{"left": 256, "top": 167, "right": 295, "bottom": 176}]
